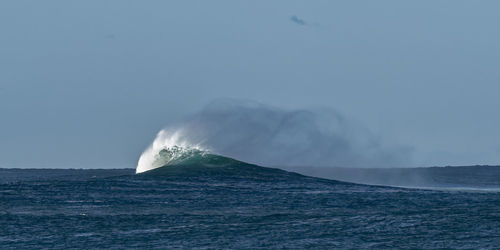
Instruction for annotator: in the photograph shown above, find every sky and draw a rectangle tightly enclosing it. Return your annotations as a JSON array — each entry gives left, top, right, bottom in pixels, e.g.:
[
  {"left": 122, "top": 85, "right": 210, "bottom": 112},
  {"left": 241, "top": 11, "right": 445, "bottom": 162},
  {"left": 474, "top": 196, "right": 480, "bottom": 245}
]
[{"left": 1, "top": 1, "right": 499, "bottom": 168}]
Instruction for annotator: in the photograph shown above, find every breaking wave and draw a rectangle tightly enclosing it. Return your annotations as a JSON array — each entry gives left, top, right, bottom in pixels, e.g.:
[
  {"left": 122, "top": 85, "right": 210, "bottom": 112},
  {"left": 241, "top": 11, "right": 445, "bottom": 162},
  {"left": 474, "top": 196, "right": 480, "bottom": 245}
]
[
  {"left": 136, "top": 130, "right": 207, "bottom": 173},
  {"left": 136, "top": 100, "right": 413, "bottom": 174}
]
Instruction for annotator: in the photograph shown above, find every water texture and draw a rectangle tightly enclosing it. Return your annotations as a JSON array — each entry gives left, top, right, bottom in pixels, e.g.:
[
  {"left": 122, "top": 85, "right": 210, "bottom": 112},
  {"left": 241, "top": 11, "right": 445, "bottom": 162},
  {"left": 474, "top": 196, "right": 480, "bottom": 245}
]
[{"left": 2, "top": 156, "right": 500, "bottom": 249}]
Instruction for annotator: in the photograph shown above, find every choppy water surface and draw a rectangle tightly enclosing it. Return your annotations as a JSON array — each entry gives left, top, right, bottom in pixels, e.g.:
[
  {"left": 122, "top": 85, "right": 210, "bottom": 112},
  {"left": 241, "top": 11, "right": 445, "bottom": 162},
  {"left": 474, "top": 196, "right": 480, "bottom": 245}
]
[{"left": 1, "top": 166, "right": 500, "bottom": 249}]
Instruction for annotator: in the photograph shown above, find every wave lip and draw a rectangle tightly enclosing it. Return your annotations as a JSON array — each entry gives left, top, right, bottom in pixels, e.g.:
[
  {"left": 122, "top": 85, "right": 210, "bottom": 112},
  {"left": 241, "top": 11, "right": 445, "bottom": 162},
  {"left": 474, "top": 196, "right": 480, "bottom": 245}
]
[{"left": 136, "top": 128, "right": 208, "bottom": 174}]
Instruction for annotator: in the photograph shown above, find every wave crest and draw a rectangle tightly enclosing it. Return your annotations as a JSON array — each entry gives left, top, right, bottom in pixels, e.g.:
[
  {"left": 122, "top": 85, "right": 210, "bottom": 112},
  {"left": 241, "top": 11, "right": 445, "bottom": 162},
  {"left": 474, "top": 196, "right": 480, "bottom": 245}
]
[{"left": 136, "top": 130, "right": 207, "bottom": 173}]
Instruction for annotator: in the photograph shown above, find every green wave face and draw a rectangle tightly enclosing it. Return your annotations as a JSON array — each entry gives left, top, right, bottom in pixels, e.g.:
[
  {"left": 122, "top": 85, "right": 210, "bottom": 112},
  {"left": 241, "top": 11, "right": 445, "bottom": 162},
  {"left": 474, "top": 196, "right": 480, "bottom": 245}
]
[
  {"left": 139, "top": 146, "right": 300, "bottom": 179},
  {"left": 154, "top": 146, "right": 209, "bottom": 167}
]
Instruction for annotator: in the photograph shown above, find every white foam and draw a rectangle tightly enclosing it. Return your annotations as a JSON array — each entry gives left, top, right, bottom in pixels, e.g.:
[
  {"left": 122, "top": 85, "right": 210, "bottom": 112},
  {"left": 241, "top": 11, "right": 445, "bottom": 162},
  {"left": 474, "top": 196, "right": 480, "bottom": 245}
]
[{"left": 136, "top": 128, "right": 207, "bottom": 174}]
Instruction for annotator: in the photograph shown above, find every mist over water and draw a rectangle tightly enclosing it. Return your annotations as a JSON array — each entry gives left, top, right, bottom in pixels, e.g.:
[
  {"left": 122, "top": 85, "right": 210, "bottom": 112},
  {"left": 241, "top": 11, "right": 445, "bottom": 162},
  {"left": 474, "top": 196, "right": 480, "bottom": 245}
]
[{"left": 138, "top": 99, "right": 413, "bottom": 173}]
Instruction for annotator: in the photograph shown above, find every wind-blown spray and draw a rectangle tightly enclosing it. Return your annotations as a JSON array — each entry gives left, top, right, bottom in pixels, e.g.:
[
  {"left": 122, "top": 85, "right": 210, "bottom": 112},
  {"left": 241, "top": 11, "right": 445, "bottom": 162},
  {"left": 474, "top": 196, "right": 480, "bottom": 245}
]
[{"left": 137, "top": 99, "right": 412, "bottom": 173}]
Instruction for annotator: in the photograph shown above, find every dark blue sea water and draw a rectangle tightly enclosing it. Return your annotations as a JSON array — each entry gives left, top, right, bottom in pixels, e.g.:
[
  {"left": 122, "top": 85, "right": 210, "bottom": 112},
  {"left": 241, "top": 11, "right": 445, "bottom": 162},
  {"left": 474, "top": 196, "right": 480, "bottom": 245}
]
[{"left": 2, "top": 158, "right": 500, "bottom": 249}]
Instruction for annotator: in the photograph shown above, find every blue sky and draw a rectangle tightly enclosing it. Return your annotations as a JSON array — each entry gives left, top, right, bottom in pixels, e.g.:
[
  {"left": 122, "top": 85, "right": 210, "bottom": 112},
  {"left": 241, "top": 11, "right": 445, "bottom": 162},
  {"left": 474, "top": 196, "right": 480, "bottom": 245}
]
[{"left": 1, "top": 1, "right": 499, "bottom": 168}]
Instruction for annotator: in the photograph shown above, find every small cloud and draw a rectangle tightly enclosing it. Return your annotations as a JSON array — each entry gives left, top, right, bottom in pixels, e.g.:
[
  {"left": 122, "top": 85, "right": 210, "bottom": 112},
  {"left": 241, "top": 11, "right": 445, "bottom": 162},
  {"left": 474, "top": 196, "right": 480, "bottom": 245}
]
[
  {"left": 105, "top": 34, "right": 116, "bottom": 39},
  {"left": 290, "top": 15, "right": 306, "bottom": 26}
]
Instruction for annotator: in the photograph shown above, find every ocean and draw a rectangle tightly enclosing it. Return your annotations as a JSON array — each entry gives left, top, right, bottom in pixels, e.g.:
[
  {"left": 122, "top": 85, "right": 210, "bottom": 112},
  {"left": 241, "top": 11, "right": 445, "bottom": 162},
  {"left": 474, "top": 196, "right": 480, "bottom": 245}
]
[{"left": 2, "top": 152, "right": 500, "bottom": 249}]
